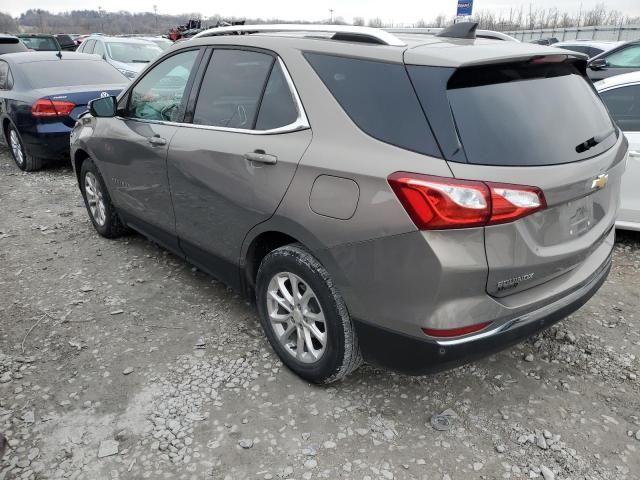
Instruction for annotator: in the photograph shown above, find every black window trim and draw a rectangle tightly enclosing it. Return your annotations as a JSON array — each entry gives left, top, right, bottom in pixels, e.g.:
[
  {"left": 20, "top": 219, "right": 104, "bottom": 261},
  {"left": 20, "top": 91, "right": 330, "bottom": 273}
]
[{"left": 183, "top": 45, "right": 310, "bottom": 135}]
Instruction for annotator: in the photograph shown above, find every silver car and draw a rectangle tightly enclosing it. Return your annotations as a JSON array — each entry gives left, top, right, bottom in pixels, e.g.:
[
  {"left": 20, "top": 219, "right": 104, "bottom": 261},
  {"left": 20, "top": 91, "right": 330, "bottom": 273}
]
[
  {"left": 70, "top": 24, "right": 627, "bottom": 383},
  {"left": 596, "top": 72, "right": 640, "bottom": 230},
  {"left": 76, "top": 35, "right": 163, "bottom": 79}
]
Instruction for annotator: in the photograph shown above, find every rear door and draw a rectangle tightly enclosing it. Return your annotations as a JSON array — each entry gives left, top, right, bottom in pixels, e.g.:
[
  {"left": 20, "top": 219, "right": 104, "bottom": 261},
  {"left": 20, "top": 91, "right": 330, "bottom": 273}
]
[
  {"left": 167, "top": 48, "right": 311, "bottom": 286},
  {"left": 409, "top": 58, "right": 626, "bottom": 298},
  {"left": 600, "top": 82, "right": 640, "bottom": 227}
]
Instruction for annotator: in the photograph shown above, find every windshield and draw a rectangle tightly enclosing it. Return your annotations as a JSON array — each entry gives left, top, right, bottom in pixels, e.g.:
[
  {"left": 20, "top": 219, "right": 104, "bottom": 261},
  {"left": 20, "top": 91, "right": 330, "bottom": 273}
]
[
  {"left": 20, "top": 36, "right": 59, "bottom": 51},
  {"left": 22, "top": 60, "right": 126, "bottom": 88},
  {"left": 149, "top": 38, "right": 173, "bottom": 50},
  {"left": 106, "top": 42, "right": 162, "bottom": 63}
]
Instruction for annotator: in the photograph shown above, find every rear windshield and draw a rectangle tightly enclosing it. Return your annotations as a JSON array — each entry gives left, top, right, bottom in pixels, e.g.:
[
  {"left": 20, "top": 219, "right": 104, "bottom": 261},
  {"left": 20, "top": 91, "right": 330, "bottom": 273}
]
[
  {"left": 106, "top": 42, "right": 162, "bottom": 63},
  {"left": 20, "top": 36, "right": 59, "bottom": 51},
  {"left": 21, "top": 60, "right": 125, "bottom": 88},
  {"left": 442, "top": 62, "right": 616, "bottom": 166}
]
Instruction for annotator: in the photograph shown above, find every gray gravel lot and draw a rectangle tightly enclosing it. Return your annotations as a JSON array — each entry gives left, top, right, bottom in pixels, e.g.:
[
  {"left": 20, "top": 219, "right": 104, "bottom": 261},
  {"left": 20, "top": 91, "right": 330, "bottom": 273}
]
[{"left": 0, "top": 146, "right": 639, "bottom": 480}]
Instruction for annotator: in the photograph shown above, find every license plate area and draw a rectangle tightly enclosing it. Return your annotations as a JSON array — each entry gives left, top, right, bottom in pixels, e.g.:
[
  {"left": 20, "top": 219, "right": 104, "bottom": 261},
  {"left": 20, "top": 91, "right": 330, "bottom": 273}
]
[{"left": 562, "top": 196, "right": 595, "bottom": 238}]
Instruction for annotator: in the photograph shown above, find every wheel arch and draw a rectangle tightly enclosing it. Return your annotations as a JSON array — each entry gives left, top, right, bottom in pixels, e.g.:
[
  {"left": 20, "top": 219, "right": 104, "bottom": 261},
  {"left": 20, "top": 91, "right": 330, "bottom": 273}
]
[{"left": 72, "top": 148, "right": 91, "bottom": 185}]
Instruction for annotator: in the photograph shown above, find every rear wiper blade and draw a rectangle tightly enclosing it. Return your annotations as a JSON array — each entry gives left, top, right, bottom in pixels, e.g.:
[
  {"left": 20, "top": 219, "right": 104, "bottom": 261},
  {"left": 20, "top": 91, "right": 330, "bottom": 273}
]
[{"left": 575, "top": 127, "right": 615, "bottom": 153}]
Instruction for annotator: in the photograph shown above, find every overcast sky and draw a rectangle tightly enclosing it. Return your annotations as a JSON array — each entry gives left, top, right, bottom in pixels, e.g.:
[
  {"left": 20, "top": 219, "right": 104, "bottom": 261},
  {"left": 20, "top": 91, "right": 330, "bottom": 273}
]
[{"left": 4, "top": 0, "right": 640, "bottom": 24}]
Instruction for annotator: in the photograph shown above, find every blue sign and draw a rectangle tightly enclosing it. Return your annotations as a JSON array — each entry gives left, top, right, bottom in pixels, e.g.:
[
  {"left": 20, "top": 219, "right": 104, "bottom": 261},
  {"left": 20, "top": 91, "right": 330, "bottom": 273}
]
[{"left": 457, "top": 0, "right": 473, "bottom": 16}]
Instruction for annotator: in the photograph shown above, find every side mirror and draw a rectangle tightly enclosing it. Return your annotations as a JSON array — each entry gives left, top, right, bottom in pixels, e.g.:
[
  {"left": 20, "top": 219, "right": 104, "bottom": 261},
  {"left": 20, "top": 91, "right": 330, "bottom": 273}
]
[
  {"left": 589, "top": 58, "right": 608, "bottom": 70},
  {"left": 89, "top": 96, "right": 117, "bottom": 118}
]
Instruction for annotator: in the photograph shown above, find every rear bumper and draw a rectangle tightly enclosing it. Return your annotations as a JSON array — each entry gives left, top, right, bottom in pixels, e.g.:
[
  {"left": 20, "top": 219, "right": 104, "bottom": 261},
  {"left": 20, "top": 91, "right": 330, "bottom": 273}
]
[
  {"left": 22, "top": 125, "right": 72, "bottom": 160},
  {"left": 354, "top": 251, "right": 612, "bottom": 375}
]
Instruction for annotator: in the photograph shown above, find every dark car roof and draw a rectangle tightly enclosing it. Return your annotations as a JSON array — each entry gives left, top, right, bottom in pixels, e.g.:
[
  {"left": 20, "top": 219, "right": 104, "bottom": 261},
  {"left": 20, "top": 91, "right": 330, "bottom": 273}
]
[
  {"left": 17, "top": 33, "right": 56, "bottom": 38},
  {"left": 1, "top": 51, "right": 101, "bottom": 64}
]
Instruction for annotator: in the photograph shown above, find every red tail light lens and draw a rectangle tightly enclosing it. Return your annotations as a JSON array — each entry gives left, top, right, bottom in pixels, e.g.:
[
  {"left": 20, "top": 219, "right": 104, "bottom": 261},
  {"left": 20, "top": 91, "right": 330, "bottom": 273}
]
[
  {"left": 422, "top": 321, "right": 492, "bottom": 338},
  {"left": 32, "top": 99, "right": 75, "bottom": 117},
  {"left": 388, "top": 172, "right": 545, "bottom": 230}
]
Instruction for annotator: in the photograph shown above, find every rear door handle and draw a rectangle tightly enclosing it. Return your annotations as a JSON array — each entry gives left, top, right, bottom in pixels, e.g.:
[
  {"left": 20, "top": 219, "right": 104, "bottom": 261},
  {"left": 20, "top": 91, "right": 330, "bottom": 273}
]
[
  {"left": 244, "top": 151, "right": 277, "bottom": 165},
  {"left": 148, "top": 136, "right": 167, "bottom": 146},
  {"left": 630, "top": 150, "right": 640, "bottom": 158}
]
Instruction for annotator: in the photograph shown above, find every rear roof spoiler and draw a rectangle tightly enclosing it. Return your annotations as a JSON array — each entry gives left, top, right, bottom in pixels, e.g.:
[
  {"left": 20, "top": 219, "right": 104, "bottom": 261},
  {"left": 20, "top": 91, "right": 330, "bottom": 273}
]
[{"left": 436, "top": 22, "right": 478, "bottom": 40}]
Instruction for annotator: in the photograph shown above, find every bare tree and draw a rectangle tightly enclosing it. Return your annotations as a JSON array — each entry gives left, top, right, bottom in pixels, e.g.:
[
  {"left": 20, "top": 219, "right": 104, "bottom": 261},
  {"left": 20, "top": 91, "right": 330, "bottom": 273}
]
[
  {"left": 367, "top": 17, "right": 383, "bottom": 28},
  {"left": 352, "top": 16, "right": 364, "bottom": 26}
]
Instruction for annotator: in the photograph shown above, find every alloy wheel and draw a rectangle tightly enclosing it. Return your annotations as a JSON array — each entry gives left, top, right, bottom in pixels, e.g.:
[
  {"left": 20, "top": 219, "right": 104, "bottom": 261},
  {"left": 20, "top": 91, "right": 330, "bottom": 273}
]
[
  {"left": 9, "top": 129, "right": 24, "bottom": 167},
  {"left": 266, "top": 272, "right": 327, "bottom": 364},
  {"left": 84, "top": 172, "right": 107, "bottom": 227}
]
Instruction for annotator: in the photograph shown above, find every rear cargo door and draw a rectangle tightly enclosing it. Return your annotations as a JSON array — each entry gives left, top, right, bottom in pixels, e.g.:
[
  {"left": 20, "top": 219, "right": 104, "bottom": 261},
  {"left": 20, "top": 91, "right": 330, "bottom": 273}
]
[{"left": 409, "top": 58, "right": 627, "bottom": 298}]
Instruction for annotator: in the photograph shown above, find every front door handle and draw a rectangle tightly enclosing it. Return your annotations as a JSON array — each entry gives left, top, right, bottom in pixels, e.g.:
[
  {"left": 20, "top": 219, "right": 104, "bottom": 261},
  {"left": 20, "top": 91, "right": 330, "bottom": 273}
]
[
  {"left": 148, "top": 136, "right": 167, "bottom": 146},
  {"left": 629, "top": 150, "right": 640, "bottom": 158},
  {"left": 245, "top": 151, "right": 277, "bottom": 165}
]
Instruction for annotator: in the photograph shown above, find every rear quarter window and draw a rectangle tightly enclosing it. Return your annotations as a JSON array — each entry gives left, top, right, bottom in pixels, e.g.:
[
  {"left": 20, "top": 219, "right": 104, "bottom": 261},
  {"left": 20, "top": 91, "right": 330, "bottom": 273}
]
[{"left": 304, "top": 53, "right": 441, "bottom": 158}]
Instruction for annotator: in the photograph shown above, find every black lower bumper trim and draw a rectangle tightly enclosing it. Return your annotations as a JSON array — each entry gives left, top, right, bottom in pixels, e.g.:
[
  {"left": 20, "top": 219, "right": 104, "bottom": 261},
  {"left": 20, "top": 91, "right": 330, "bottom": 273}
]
[{"left": 354, "top": 257, "right": 611, "bottom": 376}]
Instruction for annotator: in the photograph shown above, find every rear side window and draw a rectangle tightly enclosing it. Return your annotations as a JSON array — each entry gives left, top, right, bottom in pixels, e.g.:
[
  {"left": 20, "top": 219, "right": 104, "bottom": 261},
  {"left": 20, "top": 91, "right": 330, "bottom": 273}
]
[
  {"left": 410, "top": 61, "right": 616, "bottom": 166},
  {"left": 194, "top": 49, "right": 273, "bottom": 129},
  {"left": 255, "top": 62, "right": 299, "bottom": 130},
  {"left": 304, "top": 53, "right": 440, "bottom": 157},
  {"left": 600, "top": 84, "right": 640, "bottom": 132}
]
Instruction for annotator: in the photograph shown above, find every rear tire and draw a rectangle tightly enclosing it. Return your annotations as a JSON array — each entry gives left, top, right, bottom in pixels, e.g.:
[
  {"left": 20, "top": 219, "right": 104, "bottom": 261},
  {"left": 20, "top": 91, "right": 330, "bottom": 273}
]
[
  {"left": 256, "top": 244, "right": 363, "bottom": 384},
  {"left": 7, "top": 124, "right": 43, "bottom": 172},
  {"left": 79, "top": 158, "right": 127, "bottom": 238}
]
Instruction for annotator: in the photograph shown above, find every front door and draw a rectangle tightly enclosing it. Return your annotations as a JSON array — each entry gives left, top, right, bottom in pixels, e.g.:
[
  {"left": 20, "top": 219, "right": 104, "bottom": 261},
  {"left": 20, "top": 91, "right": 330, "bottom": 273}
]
[
  {"left": 589, "top": 43, "right": 640, "bottom": 81},
  {"left": 600, "top": 83, "right": 640, "bottom": 227},
  {"left": 89, "top": 48, "right": 202, "bottom": 248},
  {"left": 167, "top": 49, "right": 311, "bottom": 286}
]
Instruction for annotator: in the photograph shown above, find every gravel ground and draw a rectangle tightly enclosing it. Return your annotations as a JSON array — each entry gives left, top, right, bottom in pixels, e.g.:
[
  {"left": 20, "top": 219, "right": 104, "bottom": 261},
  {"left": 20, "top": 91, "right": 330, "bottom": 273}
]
[{"left": 0, "top": 145, "right": 639, "bottom": 480}]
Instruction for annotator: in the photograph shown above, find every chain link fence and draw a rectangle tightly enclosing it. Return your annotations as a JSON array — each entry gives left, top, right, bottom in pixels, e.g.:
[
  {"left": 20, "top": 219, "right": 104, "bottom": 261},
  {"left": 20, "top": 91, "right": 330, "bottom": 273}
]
[{"left": 504, "top": 25, "right": 640, "bottom": 42}]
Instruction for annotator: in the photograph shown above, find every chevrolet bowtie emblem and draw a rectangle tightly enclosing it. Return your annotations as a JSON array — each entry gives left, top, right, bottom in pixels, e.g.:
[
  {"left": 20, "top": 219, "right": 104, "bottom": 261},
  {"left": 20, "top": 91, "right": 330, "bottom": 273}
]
[{"left": 591, "top": 174, "right": 608, "bottom": 190}]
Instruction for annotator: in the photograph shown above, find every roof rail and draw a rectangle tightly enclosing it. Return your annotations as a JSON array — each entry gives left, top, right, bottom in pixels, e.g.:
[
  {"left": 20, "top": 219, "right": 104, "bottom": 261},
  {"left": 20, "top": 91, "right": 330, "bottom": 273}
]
[
  {"left": 385, "top": 27, "right": 519, "bottom": 42},
  {"left": 191, "top": 24, "right": 407, "bottom": 46}
]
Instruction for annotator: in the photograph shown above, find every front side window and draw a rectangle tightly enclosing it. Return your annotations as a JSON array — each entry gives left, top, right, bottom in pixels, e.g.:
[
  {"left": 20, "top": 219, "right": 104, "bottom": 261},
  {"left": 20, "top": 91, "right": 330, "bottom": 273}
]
[
  {"left": 605, "top": 44, "right": 640, "bottom": 68},
  {"left": 128, "top": 49, "right": 199, "bottom": 122},
  {"left": 600, "top": 84, "right": 640, "bottom": 132},
  {"left": 193, "top": 49, "right": 274, "bottom": 129},
  {"left": 82, "top": 39, "right": 96, "bottom": 54},
  {"left": 93, "top": 41, "right": 105, "bottom": 58}
]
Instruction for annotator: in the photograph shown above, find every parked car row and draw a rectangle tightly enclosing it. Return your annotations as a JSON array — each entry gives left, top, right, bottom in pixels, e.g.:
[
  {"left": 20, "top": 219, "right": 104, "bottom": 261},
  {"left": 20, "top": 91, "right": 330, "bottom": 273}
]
[{"left": 0, "top": 23, "right": 638, "bottom": 384}]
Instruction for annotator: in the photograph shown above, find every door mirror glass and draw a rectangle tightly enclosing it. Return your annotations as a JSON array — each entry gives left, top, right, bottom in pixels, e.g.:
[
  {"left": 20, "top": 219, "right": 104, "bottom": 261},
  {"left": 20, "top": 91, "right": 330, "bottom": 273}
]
[
  {"left": 89, "top": 96, "right": 117, "bottom": 117},
  {"left": 589, "top": 58, "right": 608, "bottom": 70}
]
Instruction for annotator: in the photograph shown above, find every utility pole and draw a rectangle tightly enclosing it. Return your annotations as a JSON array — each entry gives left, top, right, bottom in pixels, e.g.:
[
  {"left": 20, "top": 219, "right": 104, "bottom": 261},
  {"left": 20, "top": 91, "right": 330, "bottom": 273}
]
[
  {"left": 154, "top": 4, "right": 158, "bottom": 31},
  {"left": 329, "top": 9, "right": 334, "bottom": 24}
]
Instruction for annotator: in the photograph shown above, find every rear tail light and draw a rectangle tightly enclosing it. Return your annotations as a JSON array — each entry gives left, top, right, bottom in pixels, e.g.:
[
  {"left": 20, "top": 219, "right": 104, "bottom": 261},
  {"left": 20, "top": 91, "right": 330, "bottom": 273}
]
[
  {"left": 31, "top": 99, "right": 75, "bottom": 117},
  {"left": 388, "top": 172, "right": 545, "bottom": 230},
  {"left": 422, "top": 321, "right": 492, "bottom": 338}
]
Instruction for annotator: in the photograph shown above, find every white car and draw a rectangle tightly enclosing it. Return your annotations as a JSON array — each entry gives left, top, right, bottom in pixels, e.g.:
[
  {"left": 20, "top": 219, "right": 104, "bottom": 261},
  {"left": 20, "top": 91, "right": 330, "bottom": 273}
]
[
  {"left": 554, "top": 40, "right": 623, "bottom": 59},
  {"left": 76, "top": 36, "right": 163, "bottom": 79},
  {"left": 596, "top": 72, "right": 640, "bottom": 231}
]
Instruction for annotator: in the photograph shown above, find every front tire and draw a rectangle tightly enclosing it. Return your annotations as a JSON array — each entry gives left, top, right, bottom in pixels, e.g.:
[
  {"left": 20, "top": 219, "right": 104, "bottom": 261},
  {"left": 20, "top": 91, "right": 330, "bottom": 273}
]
[
  {"left": 79, "top": 158, "right": 127, "bottom": 238},
  {"left": 7, "top": 125, "right": 42, "bottom": 171},
  {"left": 256, "top": 244, "right": 363, "bottom": 384}
]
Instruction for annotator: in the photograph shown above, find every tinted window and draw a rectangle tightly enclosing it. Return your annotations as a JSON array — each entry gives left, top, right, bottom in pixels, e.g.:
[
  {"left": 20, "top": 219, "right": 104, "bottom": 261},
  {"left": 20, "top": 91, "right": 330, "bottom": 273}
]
[
  {"left": 436, "top": 62, "right": 615, "bottom": 166},
  {"left": 600, "top": 84, "right": 640, "bottom": 132},
  {"left": 129, "top": 49, "right": 199, "bottom": 122},
  {"left": 0, "top": 40, "right": 27, "bottom": 55},
  {"left": 305, "top": 53, "right": 440, "bottom": 157},
  {"left": 0, "top": 61, "right": 8, "bottom": 89},
  {"left": 194, "top": 49, "right": 273, "bottom": 129},
  {"left": 56, "top": 35, "right": 75, "bottom": 49},
  {"left": 19, "top": 36, "right": 59, "bottom": 51},
  {"left": 21, "top": 60, "right": 126, "bottom": 88},
  {"left": 588, "top": 47, "right": 604, "bottom": 58},
  {"left": 605, "top": 44, "right": 640, "bottom": 68},
  {"left": 93, "top": 41, "right": 105, "bottom": 58},
  {"left": 558, "top": 45, "right": 590, "bottom": 55},
  {"left": 255, "top": 62, "right": 299, "bottom": 130}
]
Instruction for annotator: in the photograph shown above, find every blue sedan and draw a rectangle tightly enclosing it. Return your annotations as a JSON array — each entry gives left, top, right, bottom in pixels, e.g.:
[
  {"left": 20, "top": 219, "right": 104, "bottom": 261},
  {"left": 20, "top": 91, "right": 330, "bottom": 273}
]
[{"left": 0, "top": 51, "right": 127, "bottom": 171}]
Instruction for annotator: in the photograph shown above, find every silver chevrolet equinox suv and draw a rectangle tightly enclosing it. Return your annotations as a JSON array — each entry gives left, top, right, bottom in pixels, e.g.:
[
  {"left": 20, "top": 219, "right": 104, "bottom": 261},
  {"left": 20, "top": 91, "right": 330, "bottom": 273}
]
[{"left": 70, "top": 23, "right": 627, "bottom": 384}]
